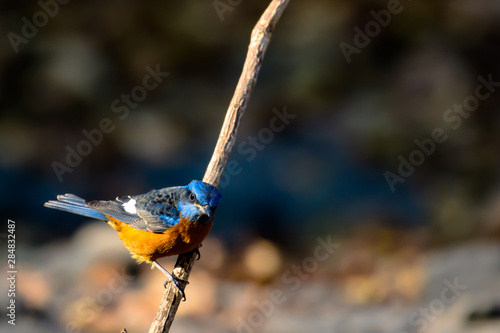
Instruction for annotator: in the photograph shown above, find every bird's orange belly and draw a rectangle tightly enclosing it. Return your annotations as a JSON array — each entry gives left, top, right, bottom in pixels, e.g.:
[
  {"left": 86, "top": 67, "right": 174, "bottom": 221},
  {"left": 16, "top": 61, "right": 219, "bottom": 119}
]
[{"left": 107, "top": 217, "right": 213, "bottom": 263}]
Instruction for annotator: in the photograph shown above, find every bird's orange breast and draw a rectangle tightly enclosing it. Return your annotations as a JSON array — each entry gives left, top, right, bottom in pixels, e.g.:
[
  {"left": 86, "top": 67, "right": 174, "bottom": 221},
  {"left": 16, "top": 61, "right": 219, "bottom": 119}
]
[{"left": 106, "top": 216, "right": 213, "bottom": 263}]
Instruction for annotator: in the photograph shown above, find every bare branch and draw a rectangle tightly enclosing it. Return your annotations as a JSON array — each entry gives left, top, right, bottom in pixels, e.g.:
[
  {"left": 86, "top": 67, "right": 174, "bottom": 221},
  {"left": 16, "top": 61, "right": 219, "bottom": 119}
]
[
  {"left": 204, "top": 0, "right": 291, "bottom": 186},
  {"left": 148, "top": 1, "right": 290, "bottom": 332}
]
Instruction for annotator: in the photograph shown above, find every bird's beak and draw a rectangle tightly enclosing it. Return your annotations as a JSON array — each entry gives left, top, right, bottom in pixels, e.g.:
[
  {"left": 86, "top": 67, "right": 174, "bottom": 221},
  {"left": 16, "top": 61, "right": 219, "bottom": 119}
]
[{"left": 195, "top": 204, "right": 210, "bottom": 216}]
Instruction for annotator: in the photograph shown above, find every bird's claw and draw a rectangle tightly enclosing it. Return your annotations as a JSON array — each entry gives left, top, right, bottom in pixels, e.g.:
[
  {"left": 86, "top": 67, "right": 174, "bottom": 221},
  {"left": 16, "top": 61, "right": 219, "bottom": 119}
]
[
  {"left": 193, "top": 246, "right": 201, "bottom": 261},
  {"left": 164, "top": 275, "right": 189, "bottom": 301}
]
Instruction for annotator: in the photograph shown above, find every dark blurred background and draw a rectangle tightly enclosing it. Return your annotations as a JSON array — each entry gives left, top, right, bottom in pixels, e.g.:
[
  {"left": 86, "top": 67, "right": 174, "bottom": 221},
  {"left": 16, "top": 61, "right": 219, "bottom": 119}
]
[{"left": 1, "top": 1, "right": 500, "bottom": 333}]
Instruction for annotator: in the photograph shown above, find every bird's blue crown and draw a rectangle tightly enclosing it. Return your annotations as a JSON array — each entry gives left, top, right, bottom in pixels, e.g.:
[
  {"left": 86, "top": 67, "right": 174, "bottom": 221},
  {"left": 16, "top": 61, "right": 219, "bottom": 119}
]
[{"left": 187, "top": 180, "right": 221, "bottom": 208}]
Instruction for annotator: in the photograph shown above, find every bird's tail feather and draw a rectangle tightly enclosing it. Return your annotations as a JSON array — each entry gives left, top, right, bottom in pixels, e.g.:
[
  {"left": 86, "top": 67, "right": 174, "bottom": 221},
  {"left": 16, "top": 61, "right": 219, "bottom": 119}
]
[{"left": 44, "top": 194, "right": 108, "bottom": 220}]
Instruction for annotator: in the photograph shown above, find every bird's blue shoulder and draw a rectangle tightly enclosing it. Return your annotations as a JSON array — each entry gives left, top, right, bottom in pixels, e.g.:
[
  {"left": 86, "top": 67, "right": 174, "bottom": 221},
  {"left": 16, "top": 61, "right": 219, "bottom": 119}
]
[{"left": 136, "top": 186, "right": 186, "bottom": 228}]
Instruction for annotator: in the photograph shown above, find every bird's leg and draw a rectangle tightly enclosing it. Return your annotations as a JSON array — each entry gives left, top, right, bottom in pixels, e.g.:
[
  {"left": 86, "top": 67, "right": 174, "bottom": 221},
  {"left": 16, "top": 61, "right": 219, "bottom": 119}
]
[
  {"left": 193, "top": 244, "right": 202, "bottom": 260},
  {"left": 153, "top": 261, "right": 188, "bottom": 301}
]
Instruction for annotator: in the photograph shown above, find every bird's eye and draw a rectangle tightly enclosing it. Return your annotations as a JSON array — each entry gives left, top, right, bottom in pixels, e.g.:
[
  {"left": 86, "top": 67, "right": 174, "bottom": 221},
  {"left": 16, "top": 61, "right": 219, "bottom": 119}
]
[{"left": 189, "top": 193, "right": 196, "bottom": 202}]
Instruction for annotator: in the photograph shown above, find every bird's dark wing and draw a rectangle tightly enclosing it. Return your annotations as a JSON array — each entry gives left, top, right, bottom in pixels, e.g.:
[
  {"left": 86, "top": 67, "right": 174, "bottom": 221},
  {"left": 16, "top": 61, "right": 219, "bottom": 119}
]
[
  {"left": 134, "top": 187, "right": 186, "bottom": 232},
  {"left": 87, "top": 187, "right": 185, "bottom": 234},
  {"left": 85, "top": 196, "right": 141, "bottom": 224}
]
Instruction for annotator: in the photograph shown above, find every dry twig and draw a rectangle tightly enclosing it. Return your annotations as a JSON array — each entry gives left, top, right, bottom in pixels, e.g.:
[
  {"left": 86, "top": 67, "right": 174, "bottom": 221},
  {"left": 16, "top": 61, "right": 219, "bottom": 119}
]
[{"left": 148, "top": 1, "right": 290, "bottom": 332}]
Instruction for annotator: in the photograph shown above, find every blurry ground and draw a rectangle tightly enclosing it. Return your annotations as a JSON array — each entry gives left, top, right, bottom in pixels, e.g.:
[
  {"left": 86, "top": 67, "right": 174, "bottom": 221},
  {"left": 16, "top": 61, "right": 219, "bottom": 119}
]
[
  {"left": 1, "top": 0, "right": 500, "bottom": 332},
  {"left": 1, "top": 221, "right": 500, "bottom": 333}
]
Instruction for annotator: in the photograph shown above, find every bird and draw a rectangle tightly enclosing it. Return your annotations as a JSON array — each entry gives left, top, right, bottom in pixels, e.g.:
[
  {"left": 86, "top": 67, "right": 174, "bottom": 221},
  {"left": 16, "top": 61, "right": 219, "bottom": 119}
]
[{"left": 44, "top": 180, "right": 221, "bottom": 300}]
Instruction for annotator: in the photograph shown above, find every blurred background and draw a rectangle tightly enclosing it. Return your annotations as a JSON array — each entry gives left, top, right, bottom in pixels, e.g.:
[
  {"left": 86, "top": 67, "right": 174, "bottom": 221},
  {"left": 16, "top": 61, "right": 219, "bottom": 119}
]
[{"left": 1, "top": 0, "right": 500, "bottom": 332}]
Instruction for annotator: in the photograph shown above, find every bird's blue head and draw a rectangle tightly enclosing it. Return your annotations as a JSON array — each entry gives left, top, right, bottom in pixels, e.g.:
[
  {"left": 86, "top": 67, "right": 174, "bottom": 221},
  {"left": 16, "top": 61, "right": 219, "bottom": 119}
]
[{"left": 177, "top": 180, "right": 221, "bottom": 226}]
